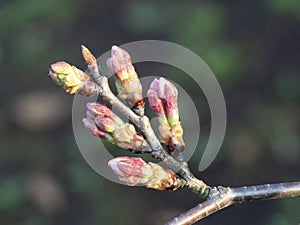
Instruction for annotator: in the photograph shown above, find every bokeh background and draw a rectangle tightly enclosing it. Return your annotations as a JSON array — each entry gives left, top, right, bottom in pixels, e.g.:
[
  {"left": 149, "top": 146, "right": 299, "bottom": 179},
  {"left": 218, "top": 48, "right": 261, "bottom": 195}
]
[{"left": 0, "top": 0, "right": 299, "bottom": 224}]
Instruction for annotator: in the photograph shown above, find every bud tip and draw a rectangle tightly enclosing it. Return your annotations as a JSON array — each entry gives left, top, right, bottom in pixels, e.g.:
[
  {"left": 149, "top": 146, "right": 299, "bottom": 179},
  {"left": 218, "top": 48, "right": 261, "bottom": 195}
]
[{"left": 81, "top": 44, "right": 96, "bottom": 65}]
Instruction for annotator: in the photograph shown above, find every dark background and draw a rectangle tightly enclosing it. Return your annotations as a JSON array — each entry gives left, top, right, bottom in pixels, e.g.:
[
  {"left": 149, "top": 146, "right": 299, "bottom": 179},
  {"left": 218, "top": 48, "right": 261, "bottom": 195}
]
[{"left": 0, "top": 0, "right": 299, "bottom": 224}]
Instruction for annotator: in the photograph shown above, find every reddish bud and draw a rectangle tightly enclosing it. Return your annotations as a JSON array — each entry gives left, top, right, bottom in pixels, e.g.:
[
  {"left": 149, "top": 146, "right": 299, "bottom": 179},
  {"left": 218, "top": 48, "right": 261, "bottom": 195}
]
[
  {"left": 95, "top": 117, "right": 115, "bottom": 133},
  {"left": 86, "top": 103, "right": 113, "bottom": 118},
  {"left": 108, "top": 157, "right": 183, "bottom": 190},
  {"left": 83, "top": 103, "right": 150, "bottom": 152},
  {"left": 108, "top": 156, "right": 152, "bottom": 186},
  {"left": 107, "top": 46, "right": 133, "bottom": 80},
  {"left": 107, "top": 45, "right": 144, "bottom": 116},
  {"left": 86, "top": 102, "right": 124, "bottom": 126},
  {"left": 82, "top": 118, "right": 114, "bottom": 142},
  {"left": 147, "top": 77, "right": 185, "bottom": 156},
  {"left": 148, "top": 77, "right": 179, "bottom": 126},
  {"left": 147, "top": 89, "right": 168, "bottom": 124}
]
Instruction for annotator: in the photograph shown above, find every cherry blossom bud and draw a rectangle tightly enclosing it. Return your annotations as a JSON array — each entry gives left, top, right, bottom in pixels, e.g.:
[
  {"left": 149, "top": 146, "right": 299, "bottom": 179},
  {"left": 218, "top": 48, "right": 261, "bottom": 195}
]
[
  {"left": 86, "top": 103, "right": 123, "bottom": 126},
  {"left": 86, "top": 102, "right": 113, "bottom": 119},
  {"left": 107, "top": 45, "right": 144, "bottom": 116},
  {"left": 82, "top": 118, "right": 114, "bottom": 142},
  {"left": 147, "top": 89, "right": 168, "bottom": 124},
  {"left": 108, "top": 157, "right": 152, "bottom": 185},
  {"left": 147, "top": 77, "right": 185, "bottom": 156},
  {"left": 95, "top": 117, "right": 115, "bottom": 133},
  {"left": 108, "top": 156, "right": 183, "bottom": 190},
  {"left": 49, "top": 61, "right": 99, "bottom": 96},
  {"left": 148, "top": 77, "right": 179, "bottom": 126},
  {"left": 83, "top": 103, "right": 150, "bottom": 153}
]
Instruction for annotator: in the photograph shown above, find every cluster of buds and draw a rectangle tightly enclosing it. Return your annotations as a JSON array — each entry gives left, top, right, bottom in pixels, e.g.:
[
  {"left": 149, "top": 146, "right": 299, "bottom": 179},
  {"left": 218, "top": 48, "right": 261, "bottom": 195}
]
[
  {"left": 48, "top": 45, "right": 191, "bottom": 193},
  {"left": 107, "top": 46, "right": 145, "bottom": 116},
  {"left": 82, "top": 102, "right": 150, "bottom": 153},
  {"left": 49, "top": 61, "right": 100, "bottom": 96},
  {"left": 108, "top": 156, "right": 184, "bottom": 191},
  {"left": 147, "top": 77, "right": 185, "bottom": 158}
]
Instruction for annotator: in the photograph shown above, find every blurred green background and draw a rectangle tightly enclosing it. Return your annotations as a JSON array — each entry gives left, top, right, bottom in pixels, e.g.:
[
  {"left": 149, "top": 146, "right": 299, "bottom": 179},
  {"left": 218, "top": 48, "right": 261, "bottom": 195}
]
[{"left": 0, "top": 0, "right": 299, "bottom": 224}]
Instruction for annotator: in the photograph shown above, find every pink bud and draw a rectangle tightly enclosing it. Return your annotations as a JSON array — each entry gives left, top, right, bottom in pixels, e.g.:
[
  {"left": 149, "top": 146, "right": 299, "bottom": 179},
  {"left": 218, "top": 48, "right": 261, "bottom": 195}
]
[
  {"left": 95, "top": 117, "right": 115, "bottom": 133},
  {"left": 107, "top": 46, "right": 133, "bottom": 79},
  {"left": 86, "top": 103, "right": 113, "bottom": 118},
  {"left": 86, "top": 102, "right": 124, "bottom": 126},
  {"left": 108, "top": 157, "right": 183, "bottom": 190},
  {"left": 147, "top": 89, "right": 168, "bottom": 124},
  {"left": 83, "top": 103, "right": 149, "bottom": 152},
  {"left": 82, "top": 118, "right": 114, "bottom": 141},
  {"left": 106, "top": 45, "right": 144, "bottom": 116},
  {"left": 148, "top": 77, "right": 185, "bottom": 156},
  {"left": 163, "top": 80, "right": 179, "bottom": 125},
  {"left": 108, "top": 156, "right": 152, "bottom": 186},
  {"left": 148, "top": 77, "right": 179, "bottom": 126}
]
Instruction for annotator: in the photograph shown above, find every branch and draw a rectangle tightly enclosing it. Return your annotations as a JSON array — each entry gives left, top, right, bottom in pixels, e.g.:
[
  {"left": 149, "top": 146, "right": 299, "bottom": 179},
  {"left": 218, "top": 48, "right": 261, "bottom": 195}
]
[
  {"left": 50, "top": 46, "right": 300, "bottom": 224},
  {"left": 81, "top": 46, "right": 209, "bottom": 197},
  {"left": 165, "top": 181, "right": 300, "bottom": 225}
]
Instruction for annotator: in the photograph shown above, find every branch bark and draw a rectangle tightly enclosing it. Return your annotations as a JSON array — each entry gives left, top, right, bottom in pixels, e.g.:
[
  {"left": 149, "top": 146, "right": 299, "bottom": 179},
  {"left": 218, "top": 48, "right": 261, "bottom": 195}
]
[{"left": 165, "top": 182, "right": 300, "bottom": 225}]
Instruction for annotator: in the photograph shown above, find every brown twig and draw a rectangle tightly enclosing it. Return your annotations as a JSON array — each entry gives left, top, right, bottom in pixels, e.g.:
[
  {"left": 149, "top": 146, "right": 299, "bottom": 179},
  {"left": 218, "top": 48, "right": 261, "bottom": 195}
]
[{"left": 165, "top": 182, "right": 300, "bottom": 225}]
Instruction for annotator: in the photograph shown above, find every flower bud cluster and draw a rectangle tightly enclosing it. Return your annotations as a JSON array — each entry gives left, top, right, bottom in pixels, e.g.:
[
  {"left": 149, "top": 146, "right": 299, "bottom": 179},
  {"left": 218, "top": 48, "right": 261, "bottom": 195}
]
[{"left": 83, "top": 103, "right": 149, "bottom": 152}]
